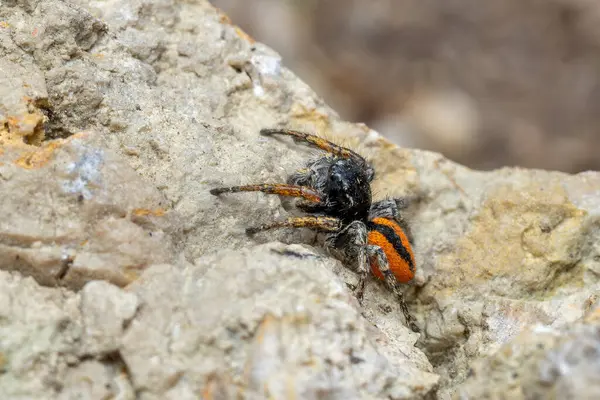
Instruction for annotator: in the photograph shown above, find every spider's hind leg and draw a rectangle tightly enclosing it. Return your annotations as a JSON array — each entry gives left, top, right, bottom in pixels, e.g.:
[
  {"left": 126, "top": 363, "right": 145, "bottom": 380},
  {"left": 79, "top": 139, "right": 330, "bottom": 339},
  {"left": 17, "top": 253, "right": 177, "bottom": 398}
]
[
  {"left": 325, "top": 221, "right": 370, "bottom": 302},
  {"left": 367, "top": 244, "right": 419, "bottom": 332}
]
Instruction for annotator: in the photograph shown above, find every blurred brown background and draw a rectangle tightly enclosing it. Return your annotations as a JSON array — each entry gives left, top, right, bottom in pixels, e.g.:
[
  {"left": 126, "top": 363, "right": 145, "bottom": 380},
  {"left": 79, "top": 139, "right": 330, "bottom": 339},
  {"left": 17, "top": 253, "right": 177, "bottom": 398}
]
[{"left": 213, "top": 0, "right": 600, "bottom": 172}]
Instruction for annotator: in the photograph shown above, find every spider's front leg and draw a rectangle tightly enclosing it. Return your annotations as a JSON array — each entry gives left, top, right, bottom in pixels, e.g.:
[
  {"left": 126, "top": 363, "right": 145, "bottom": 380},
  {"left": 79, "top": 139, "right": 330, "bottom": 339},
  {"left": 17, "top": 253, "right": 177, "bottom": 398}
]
[
  {"left": 210, "top": 183, "right": 322, "bottom": 203},
  {"left": 367, "top": 244, "right": 419, "bottom": 332},
  {"left": 261, "top": 128, "right": 366, "bottom": 164},
  {"left": 325, "top": 221, "right": 370, "bottom": 302},
  {"left": 211, "top": 183, "right": 335, "bottom": 232}
]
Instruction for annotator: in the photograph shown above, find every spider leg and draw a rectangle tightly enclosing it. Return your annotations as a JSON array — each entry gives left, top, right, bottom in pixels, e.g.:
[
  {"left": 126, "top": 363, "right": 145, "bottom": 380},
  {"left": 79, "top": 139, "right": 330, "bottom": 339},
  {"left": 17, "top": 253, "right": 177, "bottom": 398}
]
[
  {"left": 325, "top": 221, "right": 370, "bottom": 302},
  {"left": 260, "top": 128, "right": 367, "bottom": 165},
  {"left": 367, "top": 244, "right": 419, "bottom": 332},
  {"left": 210, "top": 183, "right": 322, "bottom": 203},
  {"left": 369, "top": 198, "right": 414, "bottom": 243},
  {"left": 246, "top": 216, "right": 341, "bottom": 235}
]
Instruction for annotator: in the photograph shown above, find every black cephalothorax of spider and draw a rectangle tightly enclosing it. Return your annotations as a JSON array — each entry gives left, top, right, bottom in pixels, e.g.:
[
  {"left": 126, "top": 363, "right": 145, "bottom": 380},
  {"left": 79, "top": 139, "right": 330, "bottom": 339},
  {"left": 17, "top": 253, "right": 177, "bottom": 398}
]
[{"left": 210, "top": 128, "right": 419, "bottom": 332}]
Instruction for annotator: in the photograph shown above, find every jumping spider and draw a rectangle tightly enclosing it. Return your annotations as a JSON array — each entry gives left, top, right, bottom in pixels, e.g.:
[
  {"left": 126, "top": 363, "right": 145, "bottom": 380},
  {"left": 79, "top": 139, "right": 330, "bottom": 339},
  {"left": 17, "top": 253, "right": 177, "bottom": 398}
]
[{"left": 210, "top": 128, "right": 419, "bottom": 332}]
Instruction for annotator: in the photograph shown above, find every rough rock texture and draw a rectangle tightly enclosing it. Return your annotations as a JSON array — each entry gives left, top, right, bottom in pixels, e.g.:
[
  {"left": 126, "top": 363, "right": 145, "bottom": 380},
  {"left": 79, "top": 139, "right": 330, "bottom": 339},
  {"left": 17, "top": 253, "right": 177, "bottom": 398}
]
[
  {"left": 121, "top": 245, "right": 435, "bottom": 399},
  {"left": 0, "top": 0, "right": 599, "bottom": 399},
  {"left": 456, "top": 310, "right": 600, "bottom": 399},
  {"left": 0, "top": 133, "right": 173, "bottom": 289}
]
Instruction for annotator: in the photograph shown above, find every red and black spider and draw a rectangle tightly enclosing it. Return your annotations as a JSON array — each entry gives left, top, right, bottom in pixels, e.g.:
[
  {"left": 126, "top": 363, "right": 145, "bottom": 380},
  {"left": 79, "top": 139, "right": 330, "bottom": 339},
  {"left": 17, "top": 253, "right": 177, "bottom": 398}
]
[{"left": 210, "top": 129, "right": 419, "bottom": 332}]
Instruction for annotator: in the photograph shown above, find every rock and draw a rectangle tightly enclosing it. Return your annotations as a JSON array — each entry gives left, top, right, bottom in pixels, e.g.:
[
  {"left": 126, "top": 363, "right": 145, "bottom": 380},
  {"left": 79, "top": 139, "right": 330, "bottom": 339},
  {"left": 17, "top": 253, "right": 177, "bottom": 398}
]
[
  {"left": 0, "top": 58, "right": 47, "bottom": 145},
  {"left": 57, "top": 359, "right": 135, "bottom": 400},
  {"left": 0, "top": 0, "right": 599, "bottom": 399},
  {"left": 120, "top": 244, "right": 437, "bottom": 398},
  {"left": 0, "top": 269, "right": 138, "bottom": 399},
  {"left": 409, "top": 162, "right": 600, "bottom": 396},
  {"left": 456, "top": 313, "right": 600, "bottom": 399},
  {"left": 80, "top": 280, "right": 139, "bottom": 355},
  {"left": 0, "top": 270, "right": 83, "bottom": 398},
  {"left": 0, "top": 133, "right": 174, "bottom": 290}
]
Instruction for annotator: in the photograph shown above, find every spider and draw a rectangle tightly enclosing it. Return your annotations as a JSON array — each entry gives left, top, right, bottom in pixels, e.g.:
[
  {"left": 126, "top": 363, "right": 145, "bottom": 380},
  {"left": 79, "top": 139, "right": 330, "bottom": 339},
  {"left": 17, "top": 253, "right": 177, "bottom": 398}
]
[{"left": 210, "top": 128, "right": 419, "bottom": 332}]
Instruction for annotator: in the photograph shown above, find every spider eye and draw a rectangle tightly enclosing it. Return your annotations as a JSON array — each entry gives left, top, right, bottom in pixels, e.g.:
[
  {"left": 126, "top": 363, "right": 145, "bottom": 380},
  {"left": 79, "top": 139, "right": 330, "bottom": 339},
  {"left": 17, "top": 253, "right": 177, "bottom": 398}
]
[{"left": 330, "top": 171, "right": 343, "bottom": 186}]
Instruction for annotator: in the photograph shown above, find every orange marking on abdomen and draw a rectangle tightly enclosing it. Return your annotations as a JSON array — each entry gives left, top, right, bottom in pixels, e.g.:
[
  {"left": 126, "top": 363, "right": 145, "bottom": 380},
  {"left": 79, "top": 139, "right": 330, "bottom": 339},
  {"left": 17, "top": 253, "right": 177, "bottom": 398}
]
[{"left": 367, "top": 217, "right": 415, "bottom": 283}]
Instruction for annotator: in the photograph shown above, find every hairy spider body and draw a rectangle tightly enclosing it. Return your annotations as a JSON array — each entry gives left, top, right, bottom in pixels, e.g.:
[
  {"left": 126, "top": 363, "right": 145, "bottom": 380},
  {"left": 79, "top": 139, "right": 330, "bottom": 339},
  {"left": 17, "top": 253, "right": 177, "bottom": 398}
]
[
  {"left": 210, "top": 129, "right": 419, "bottom": 332},
  {"left": 367, "top": 217, "right": 415, "bottom": 283}
]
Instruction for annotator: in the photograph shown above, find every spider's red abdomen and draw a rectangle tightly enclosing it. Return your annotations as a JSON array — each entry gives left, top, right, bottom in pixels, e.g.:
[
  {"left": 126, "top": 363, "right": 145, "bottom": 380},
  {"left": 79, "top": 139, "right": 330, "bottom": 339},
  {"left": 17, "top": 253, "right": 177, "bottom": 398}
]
[{"left": 367, "top": 217, "right": 415, "bottom": 283}]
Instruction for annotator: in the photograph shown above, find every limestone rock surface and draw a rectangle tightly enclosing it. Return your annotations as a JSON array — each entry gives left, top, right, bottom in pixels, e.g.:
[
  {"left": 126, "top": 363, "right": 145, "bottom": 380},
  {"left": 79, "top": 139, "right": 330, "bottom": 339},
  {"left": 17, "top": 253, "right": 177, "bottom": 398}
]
[{"left": 0, "top": 0, "right": 599, "bottom": 399}]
